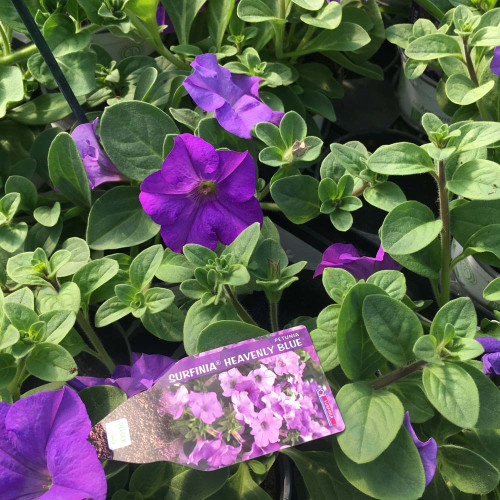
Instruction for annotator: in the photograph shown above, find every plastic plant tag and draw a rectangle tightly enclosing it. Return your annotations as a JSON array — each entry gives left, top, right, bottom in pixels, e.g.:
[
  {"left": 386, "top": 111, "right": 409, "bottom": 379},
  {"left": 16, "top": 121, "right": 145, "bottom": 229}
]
[{"left": 89, "top": 326, "right": 344, "bottom": 470}]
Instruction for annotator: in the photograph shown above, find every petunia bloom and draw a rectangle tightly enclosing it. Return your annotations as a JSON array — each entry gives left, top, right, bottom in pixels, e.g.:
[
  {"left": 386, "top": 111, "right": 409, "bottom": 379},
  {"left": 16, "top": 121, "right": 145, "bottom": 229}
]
[
  {"left": 0, "top": 387, "right": 106, "bottom": 500},
  {"left": 313, "top": 243, "right": 401, "bottom": 279},
  {"left": 491, "top": 47, "right": 500, "bottom": 76},
  {"left": 158, "top": 386, "right": 190, "bottom": 420},
  {"left": 403, "top": 412, "right": 437, "bottom": 486},
  {"left": 139, "top": 133, "right": 263, "bottom": 252},
  {"left": 71, "top": 118, "right": 127, "bottom": 190},
  {"left": 183, "top": 53, "right": 284, "bottom": 139},
  {"left": 475, "top": 337, "right": 500, "bottom": 376},
  {"left": 156, "top": 2, "right": 174, "bottom": 33},
  {"left": 69, "top": 352, "right": 174, "bottom": 398},
  {"left": 250, "top": 408, "right": 283, "bottom": 448},
  {"left": 188, "top": 392, "right": 224, "bottom": 424}
]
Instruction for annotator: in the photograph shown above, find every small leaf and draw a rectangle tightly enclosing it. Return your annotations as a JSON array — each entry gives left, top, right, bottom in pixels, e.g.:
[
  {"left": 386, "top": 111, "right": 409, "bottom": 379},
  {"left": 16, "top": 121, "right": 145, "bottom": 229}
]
[{"left": 26, "top": 343, "right": 77, "bottom": 382}]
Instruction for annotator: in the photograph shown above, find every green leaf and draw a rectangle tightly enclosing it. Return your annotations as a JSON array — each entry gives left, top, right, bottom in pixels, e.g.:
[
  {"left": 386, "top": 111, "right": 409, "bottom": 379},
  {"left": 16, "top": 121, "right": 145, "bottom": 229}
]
[
  {"left": 447, "top": 159, "right": 500, "bottom": 200},
  {"left": 430, "top": 298, "right": 476, "bottom": 342},
  {"left": 57, "top": 237, "right": 90, "bottom": 277},
  {"left": 301, "top": 23, "right": 371, "bottom": 54},
  {"left": 129, "top": 245, "right": 163, "bottom": 290},
  {"left": 161, "top": 0, "right": 207, "bottom": 45},
  {"left": 381, "top": 201, "right": 443, "bottom": 255},
  {"left": 144, "top": 287, "right": 174, "bottom": 313},
  {"left": 87, "top": 186, "right": 160, "bottom": 250},
  {"left": 4, "top": 302, "right": 38, "bottom": 331},
  {"left": 100, "top": 101, "right": 178, "bottom": 181},
  {"left": 0, "top": 223, "right": 28, "bottom": 253},
  {"left": 422, "top": 363, "right": 479, "bottom": 428},
  {"left": 301, "top": 2, "right": 342, "bottom": 29},
  {"left": 130, "top": 463, "right": 172, "bottom": 498},
  {"left": 363, "top": 182, "right": 407, "bottom": 212},
  {"left": 7, "top": 93, "right": 76, "bottom": 125},
  {"left": 164, "top": 467, "right": 229, "bottom": 500},
  {"left": 448, "top": 121, "right": 500, "bottom": 152},
  {"left": 469, "top": 26, "right": 500, "bottom": 46},
  {"left": 366, "top": 270, "right": 406, "bottom": 300},
  {"left": 337, "top": 283, "right": 387, "bottom": 380},
  {"left": 237, "top": 0, "right": 281, "bottom": 22},
  {"left": 393, "top": 238, "right": 442, "bottom": 279},
  {"left": 73, "top": 258, "right": 119, "bottom": 300},
  {"left": 367, "top": 143, "right": 434, "bottom": 175},
  {"left": 0, "top": 325, "right": 20, "bottom": 350},
  {"left": 461, "top": 224, "right": 500, "bottom": 261},
  {"left": 221, "top": 222, "right": 260, "bottom": 266},
  {"left": 406, "top": 34, "right": 462, "bottom": 60},
  {"left": 95, "top": 296, "right": 133, "bottom": 327},
  {"left": 462, "top": 429, "right": 500, "bottom": 470},
  {"left": 271, "top": 175, "right": 320, "bottom": 224},
  {"left": 446, "top": 75, "right": 495, "bottom": 105},
  {"left": 310, "top": 306, "right": 340, "bottom": 371},
  {"left": 363, "top": 295, "right": 422, "bottom": 366},
  {"left": 48, "top": 132, "right": 91, "bottom": 207},
  {"left": 484, "top": 277, "right": 500, "bottom": 301},
  {"left": 41, "top": 310, "right": 76, "bottom": 344},
  {"left": 155, "top": 249, "right": 195, "bottom": 283},
  {"left": 210, "top": 463, "right": 272, "bottom": 500},
  {"left": 196, "top": 320, "right": 268, "bottom": 353},
  {"left": 207, "top": 0, "right": 235, "bottom": 50},
  {"left": 254, "top": 122, "right": 285, "bottom": 148},
  {"left": 322, "top": 268, "right": 356, "bottom": 304},
  {"left": 183, "top": 245, "right": 217, "bottom": 267},
  {"left": 33, "top": 202, "right": 61, "bottom": 228},
  {"left": 142, "top": 303, "right": 184, "bottom": 342},
  {"left": 279, "top": 111, "right": 307, "bottom": 147},
  {"left": 334, "top": 427, "right": 426, "bottom": 500},
  {"left": 439, "top": 445, "right": 499, "bottom": 494},
  {"left": 79, "top": 385, "right": 127, "bottom": 426},
  {"left": 37, "top": 282, "right": 81, "bottom": 314},
  {"left": 336, "top": 381, "right": 404, "bottom": 463},
  {"left": 0, "top": 66, "right": 24, "bottom": 119},
  {"left": 0, "top": 353, "right": 17, "bottom": 389},
  {"left": 26, "top": 343, "right": 77, "bottom": 382},
  {"left": 5, "top": 176, "right": 37, "bottom": 212},
  {"left": 413, "top": 335, "right": 443, "bottom": 364}
]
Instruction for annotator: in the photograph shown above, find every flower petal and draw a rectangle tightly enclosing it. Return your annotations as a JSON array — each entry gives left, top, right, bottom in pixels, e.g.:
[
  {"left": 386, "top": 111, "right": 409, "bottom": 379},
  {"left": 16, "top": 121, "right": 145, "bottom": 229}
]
[
  {"left": 139, "top": 191, "right": 195, "bottom": 227},
  {"left": 482, "top": 351, "right": 500, "bottom": 376},
  {"left": 491, "top": 46, "right": 500, "bottom": 77},
  {"left": 216, "top": 150, "right": 257, "bottom": 201},
  {"left": 130, "top": 353, "right": 175, "bottom": 383},
  {"left": 476, "top": 336, "right": 500, "bottom": 353}
]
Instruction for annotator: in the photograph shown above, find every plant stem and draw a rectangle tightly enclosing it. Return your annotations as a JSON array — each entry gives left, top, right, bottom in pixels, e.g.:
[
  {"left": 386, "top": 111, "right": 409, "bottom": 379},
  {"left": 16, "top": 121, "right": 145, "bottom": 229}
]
[
  {"left": 224, "top": 285, "right": 258, "bottom": 326},
  {"left": 290, "top": 25, "right": 315, "bottom": 63},
  {"left": 0, "top": 43, "right": 37, "bottom": 66},
  {"left": 76, "top": 311, "right": 115, "bottom": 373},
  {"left": 437, "top": 160, "right": 451, "bottom": 306},
  {"left": 463, "top": 37, "right": 490, "bottom": 121},
  {"left": 7, "top": 358, "right": 27, "bottom": 401},
  {"left": 0, "top": 22, "right": 11, "bottom": 56},
  {"left": 352, "top": 182, "right": 367, "bottom": 197},
  {"left": 260, "top": 202, "right": 281, "bottom": 211},
  {"left": 273, "top": 0, "right": 287, "bottom": 59},
  {"left": 258, "top": 182, "right": 271, "bottom": 201},
  {"left": 430, "top": 278, "right": 440, "bottom": 304},
  {"left": 372, "top": 360, "right": 426, "bottom": 390},
  {"left": 269, "top": 300, "right": 279, "bottom": 331}
]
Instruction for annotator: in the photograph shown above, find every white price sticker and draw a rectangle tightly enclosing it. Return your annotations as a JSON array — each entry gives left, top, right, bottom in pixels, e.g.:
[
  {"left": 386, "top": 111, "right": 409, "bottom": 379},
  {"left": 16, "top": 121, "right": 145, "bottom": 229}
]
[{"left": 106, "top": 418, "right": 131, "bottom": 451}]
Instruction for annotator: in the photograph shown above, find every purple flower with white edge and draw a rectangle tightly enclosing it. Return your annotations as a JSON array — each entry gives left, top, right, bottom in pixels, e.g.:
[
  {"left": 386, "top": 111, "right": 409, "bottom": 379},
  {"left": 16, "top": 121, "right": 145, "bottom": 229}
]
[
  {"left": 314, "top": 243, "right": 401, "bottom": 279},
  {"left": 189, "top": 392, "right": 224, "bottom": 424},
  {"left": 69, "top": 352, "right": 175, "bottom": 398},
  {"left": 219, "top": 368, "right": 245, "bottom": 397},
  {"left": 71, "top": 118, "right": 127, "bottom": 190},
  {"left": 139, "top": 133, "right": 263, "bottom": 252},
  {"left": 491, "top": 47, "right": 500, "bottom": 76},
  {"left": 475, "top": 337, "right": 500, "bottom": 376},
  {"left": 0, "top": 387, "right": 106, "bottom": 500},
  {"left": 250, "top": 408, "right": 283, "bottom": 448},
  {"left": 183, "top": 53, "right": 284, "bottom": 139},
  {"left": 403, "top": 412, "right": 437, "bottom": 486},
  {"left": 158, "top": 385, "right": 190, "bottom": 420}
]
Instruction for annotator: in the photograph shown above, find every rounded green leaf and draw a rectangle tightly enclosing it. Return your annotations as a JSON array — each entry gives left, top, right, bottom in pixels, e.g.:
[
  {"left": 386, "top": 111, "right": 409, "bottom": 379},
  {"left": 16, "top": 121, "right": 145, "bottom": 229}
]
[
  {"left": 381, "top": 201, "right": 443, "bottom": 255},
  {"left": 363, "top": 181, "right": 407, "bottom": 212},
  {"left": 483, "top": 277, "right": 500, "bottom": 301},
  {"left": 0, "top": 353, "right": 17, "bottom": 389},
  {"left": 130, "top": 245, "right": 163, "bottom": 290},
  {"left": 445, "top": 74, "right": 495, "bottom": 106},
  {"left": 430, "top": 297, "right": 476, "bottom": 342},
  {"left": 100, "top": 101, "right": 178, "bottom": 181},
  {"left": 301, "top": 2, "right": 342, "bottom": 29},
  {"left": 367, "top": 143, "right": 434, "bottom": 175},
  {"left": 363, "top": 295, "right": 423, "bottom": 366},
  {"left": 422, "top": 363, "right": 479, "bottom": 428},
  {"left": 406, "top": 34, "right": 462, "bottom": 60},
  {"left": 279, "top": 111, "right": 307, "bottom": 147},
  {"left": 237, "top": 0, "right": 281, "bottom": 22},
  {"left": 447, "top": 159, "right": 500, "bottom": 200},
  {"left": 56, "top": 237, "right": 90, "bottom": 277},
  {"left": 7, "top": 93, "right": 74, "bottom": 125},
  {"left": 366, "top": 270, "right": 406, "bottom": 300},
  {"left": 26, "top": 343, "right": 78, "bottom": 382},
  {"left": 33, "top": 202, "right": 61, "bottom": 228},
  {"left": 86, "top": 186, "right": 160, "bottom": 250},
  {"left": 0, "top": 66, "right": 24, "bottom": 118},
  {"left": 336, "top": 381, "right": 404, "bottom": 463}
]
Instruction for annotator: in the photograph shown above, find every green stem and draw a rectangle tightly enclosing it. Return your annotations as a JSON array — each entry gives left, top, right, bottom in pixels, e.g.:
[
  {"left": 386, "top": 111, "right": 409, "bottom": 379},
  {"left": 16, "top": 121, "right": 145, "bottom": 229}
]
[
  {"left": 260, "top": 202, "right": 281, "bottom": 212},
  {"left": 269, "top": 300, "right": 279, "bottom": 331},
  {"left": 372, "top": 360, "right": 426, "bottom": 390},
  {"left": 290, "top": 25, "right": 315, "bottom": 63},
  {"left": 76, "top": 311, "right": 115, "bottom": 373},
  {"left": 273, "top": 0, "right": 287, "bottom": 60},
  {"left": 352, "top": 182, "right": 367, "bottom": 197},
  {"left": 437, "top": 160, "right": 451, "bottom": 306},
  {"left": 0, "top": 43, "right": 37, "bottom": 66},
  {"left": 224, "top": 285, "right": 258, "bottom": 326},
  {"left": 6, "top": 358, "right": 27, "bottom": 401},
  {"left": 430, "top": 278, "right": 440, "bottom": 304},
  {"left": 463, "top": 37, "right": 490, "bottom": 121},
  {"left": 0, "top": 22, "right": 11, "bottom": 56},
  {"left": 258, "top": 183, "right": 271, "bottom": 201}
]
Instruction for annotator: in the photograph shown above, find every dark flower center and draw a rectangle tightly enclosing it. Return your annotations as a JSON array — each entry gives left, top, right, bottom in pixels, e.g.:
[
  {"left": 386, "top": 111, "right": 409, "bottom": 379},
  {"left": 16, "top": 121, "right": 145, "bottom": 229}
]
[
  {"left": 261, "top": 421, "right": 268, "bottom": 430},
  {"left": 197, "top": 180, "right": 217, "bottom": 197}
]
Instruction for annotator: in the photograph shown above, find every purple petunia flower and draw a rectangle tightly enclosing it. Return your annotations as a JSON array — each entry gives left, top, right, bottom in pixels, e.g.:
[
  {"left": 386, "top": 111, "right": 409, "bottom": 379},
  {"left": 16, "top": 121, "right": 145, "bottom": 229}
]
[
  {"left": 156, "top": 2, "right": 174, "bottom": 33},
  {"left": 71, "top": 118, "right": 127, "bottom": 190},
  {"left": 219, "top": 368, "right": 245, "bottom": 397},
  {"left": 232, "top": 391, "right": 256, "bottom": 425},
  {"left": 139, "top": 133, "right": 263, "bottom": 252},
  {"left": 183, "top": 53, "right": 284, "bottom": 139},
  {"left": 188, "top": 392, "right": 224, "bottom": 424},
  {"left": 491, "top": 47, "right": 500, "bottom": 76},
  {"left": 247, "top": 365, "right": 277, "bottom": 394},
  {"left": 313, "top": 243, "right": 401, "bottom": 279},
  {"left": 158, "top": 385, "right": 190, "bottom": 420},
  {"left": 69, "top": 352, "right": 174, "bottom": 398},
  {"left": 475, "top": 337, "right": 500, "bottom": 376},
  {"left": 0, "top": 387, "right": 106, "bottom": 500},
  {"left": 250, "top": 408, "right": 283, "bottom": 448},
  {"left": 403, "top": 412, "right": 437, "bottom": 486}
]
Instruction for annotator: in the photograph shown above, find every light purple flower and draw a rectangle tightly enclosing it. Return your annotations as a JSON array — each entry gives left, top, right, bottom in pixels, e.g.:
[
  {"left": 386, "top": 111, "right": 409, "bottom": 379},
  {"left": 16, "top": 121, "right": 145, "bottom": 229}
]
[
  {"left": 475, "top": 337, "right": 500, "bottom": 376},
  {"left": 139, "top": 133, "right": 263, "bottom": 252},
  {"left": 232, "top": 391, "right": 256, "bottom": 425},
  {"left": 250, "top": 408, "right": 283, "bottom": 448},
  {"left": 188, "top": 392, "right": 224, "bottom": 424},
  {"left": 69, "top": 352, "right": 174, "bottom": 398},
  {"left": 207, "top": 440, "right": 242, "bottom": 468},
  {"left": 0, "top": 387, "right": 106, "bottom": 500},
  {"left": 241, "top": 441, "right": 281, "bottom": 461},
  {"left": 183, "top": 53, "right": 284, "bottom": 139},
  {"left": 273, "top": 351, "right": 302, "bottom": 376},
  {"left": 403, "top": 412, "right": 437, "bottom": 486},
  {"left": 491, "top": 47, "right": 500, "bottom": 76},
  {"left": 247, "top": 366, "right": 277, "bottom": 394},
  {"left": 314, "top": 243, "right": 401, "bottom": 279},
  {"left": 71, "top": 118, "right": 127, "bottom": 190},
  {"left": 158, "top": 385, "right": 190, "bottom": 420},
  {"left": 219, "top": 368, "right": 245, "bottom": 397}
]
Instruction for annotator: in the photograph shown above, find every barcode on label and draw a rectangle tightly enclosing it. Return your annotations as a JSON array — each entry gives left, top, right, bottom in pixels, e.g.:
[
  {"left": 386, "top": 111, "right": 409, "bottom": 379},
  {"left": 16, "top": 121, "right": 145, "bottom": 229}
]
[{"left": 106, "top": 418, "right": 131, "bottom": 450}]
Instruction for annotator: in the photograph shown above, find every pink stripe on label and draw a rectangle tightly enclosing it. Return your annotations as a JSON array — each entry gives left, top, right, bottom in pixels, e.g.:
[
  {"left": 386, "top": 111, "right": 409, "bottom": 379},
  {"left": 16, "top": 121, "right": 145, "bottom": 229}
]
[{"left": 317, "top": 388, "right": 337, "bottom": 426}]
